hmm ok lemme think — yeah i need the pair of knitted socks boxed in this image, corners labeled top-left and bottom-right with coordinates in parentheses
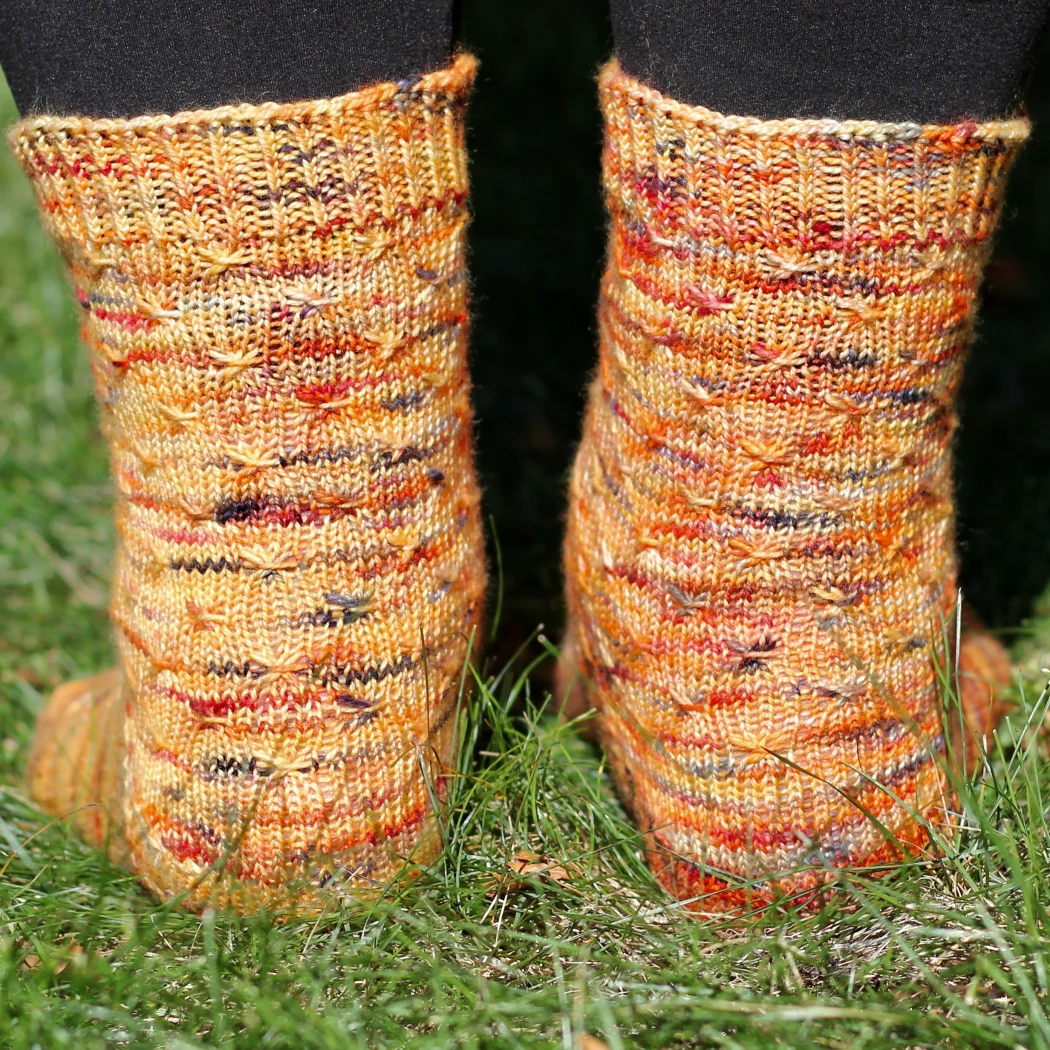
top-left (10, 54), bottom-right (1026, 913)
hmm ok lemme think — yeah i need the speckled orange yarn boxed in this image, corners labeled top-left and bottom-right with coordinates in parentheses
top-left (11, 55), bottom-right (486, 912)
top-left (562, 62), bottom-right (1027, 912)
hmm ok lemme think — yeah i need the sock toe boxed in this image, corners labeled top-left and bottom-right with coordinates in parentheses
top-left (26, 667), bottom-right (127, 862)
top-left (953, 607), bottom-right (1013, 774)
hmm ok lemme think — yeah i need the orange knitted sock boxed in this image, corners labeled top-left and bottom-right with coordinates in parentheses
top-left (12, 56), bottom-right (486, 912)
top-left (562, 62), bottom-right (1027, 912)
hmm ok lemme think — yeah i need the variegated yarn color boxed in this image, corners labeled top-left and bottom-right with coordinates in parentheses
top-left (11, 55), bottom-right (486, 912)
top-left (562, 61), bottom-right (1027, 911)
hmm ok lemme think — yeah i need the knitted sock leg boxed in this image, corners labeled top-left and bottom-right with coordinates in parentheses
top-left (563, 62), bottom-right (1027, 912)
top-left (11, 55), bottom-right (486, 912)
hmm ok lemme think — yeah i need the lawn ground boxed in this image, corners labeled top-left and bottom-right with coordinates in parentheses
top-left (3, 5), bottom-right (1050, 1048)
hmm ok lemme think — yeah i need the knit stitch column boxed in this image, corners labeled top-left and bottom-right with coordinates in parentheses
top-left (11, 55), bottom-right (486, 912)
top-left (562, 61), bottom-right (1027, 911)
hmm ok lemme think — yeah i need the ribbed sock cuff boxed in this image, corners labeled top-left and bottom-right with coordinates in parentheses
top-left (9, 54), bottom-right (477, 274)
top-left (599, 59), bottom-right (1028, 256)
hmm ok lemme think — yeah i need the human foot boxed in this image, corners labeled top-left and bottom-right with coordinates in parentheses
top-left (12, 56), bottom-right (486, 911)
top-left (563, 62), bottom-right (1026, 911)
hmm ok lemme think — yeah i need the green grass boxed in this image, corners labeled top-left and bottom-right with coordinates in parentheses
top-left (5, 6), bottom-right (1050, 1047)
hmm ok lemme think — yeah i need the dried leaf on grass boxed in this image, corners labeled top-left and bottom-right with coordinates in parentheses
top-left (20, 939), bottom-right (85, 975)
top-left (485, 847), bottom-right (579, 896)
top-left (577, 1036), bottom-right (611, 1050)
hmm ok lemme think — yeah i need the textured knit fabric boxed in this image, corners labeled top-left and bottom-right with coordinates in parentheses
top-left (562, 61), bottom-right (1027, 912)
top-left (11, 54), bottom-right (486, 912)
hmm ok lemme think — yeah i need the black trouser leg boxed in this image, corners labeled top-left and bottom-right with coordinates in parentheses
top-left (0, 0), bottom-right (457, 117)
top-left (6, 1), bottom-right (1047, 123)
top-left (610, 0), bottom-right (1050, 121)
